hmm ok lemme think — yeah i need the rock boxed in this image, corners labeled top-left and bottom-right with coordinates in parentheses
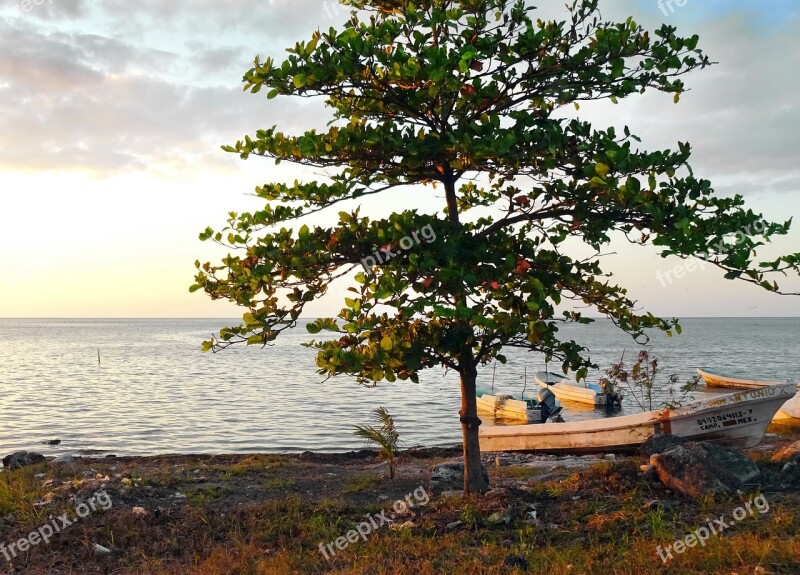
top-left (771, 440), bottom-right (800, 462)
top-left (2, 451), bottom-right (46, 469)
top-left (429, 460), bottom-right (489, 495)
top-left (440, 490), bottom-right (463, 498)
top-left (132, 507), bottom-right (147, 517)
top-left (41, 439), bottom-right (61, 445)
top-left (779, 452), bottom-right (800, 487)
top-left (486, 512), bottom-right (511, 525)
top-left (52, 454), bottom-right (77, 466)
top-left (446, 520), bottom-right (463, 530)
top-left (649, 442), bottom-right (760, 497)
top-left (639, 464), bottom-right (660, 482)
top-left (388, 520), bottom-right (415, 530)
top-left (640, 434), bottom-right (685, 457)
top-left (94, 544), bottom-right (111, 557)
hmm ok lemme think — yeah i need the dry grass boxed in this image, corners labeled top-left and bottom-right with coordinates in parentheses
top-left (1, 451), bottom-right (799, 574)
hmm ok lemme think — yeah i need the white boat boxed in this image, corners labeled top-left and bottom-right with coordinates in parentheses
top-left (479, 382), bottom-right (797, 453)
top-left (535, 371), bottom-right (621, 407)
top-left (773, 394), bottom-right (800, 423)
top-left (477, 393), bottom-right (545, 423)
top-left (696, 368), bottom-right (784, 390)
top-left (697, 368), bottom-right (800, 423)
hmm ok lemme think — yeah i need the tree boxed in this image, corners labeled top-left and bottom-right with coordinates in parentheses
top-left (193, 0), bottom-right (800, 494)
top-left (353, 406), bottom-right (401, 479)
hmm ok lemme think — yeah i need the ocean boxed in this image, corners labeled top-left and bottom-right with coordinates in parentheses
top-left (0, 318), bottom-right (797, 456)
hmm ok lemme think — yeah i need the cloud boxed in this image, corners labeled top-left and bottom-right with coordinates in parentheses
top-left (16, 0), bottom-right (89, 20)
top-left (0, 0), bottom-right (797, 200)
top-left (561, 7), bottom-right (800, 198)
top-left (0, 10), bottom-right (330, 174)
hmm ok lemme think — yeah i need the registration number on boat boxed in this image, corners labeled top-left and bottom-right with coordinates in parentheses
top-left (696, 409), bottom-right (754, 431)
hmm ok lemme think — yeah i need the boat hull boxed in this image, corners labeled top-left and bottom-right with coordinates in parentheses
top-left (697, 368), bottom-right (783, 390)
top-left (477, 394), bottom-right (543, 423)
top-left (479, 383), bottom-right (796, 453)
top-left (774, 394), bottom-right (800, 422)
top-left (697, 368), bottom-right (800, 423)
top-left (535, 372), bottom-right (608, 406)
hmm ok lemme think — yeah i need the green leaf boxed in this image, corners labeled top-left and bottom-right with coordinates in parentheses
top-left (380, 336), bottom-right (393, 351)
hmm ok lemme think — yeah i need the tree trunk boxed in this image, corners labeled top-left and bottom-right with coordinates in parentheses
top-left (443, 169), bottom-right (486, 494)
top-left (459, 364), bottom-right (488, 494)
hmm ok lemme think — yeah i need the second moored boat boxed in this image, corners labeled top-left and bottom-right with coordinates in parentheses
top-left (535, 371), bottom-right (623, 408)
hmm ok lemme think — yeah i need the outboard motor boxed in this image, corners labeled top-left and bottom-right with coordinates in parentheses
top-left (600, 377), bottom-right (623, 408)
top-left (537, 387), bottom-right (563, 423)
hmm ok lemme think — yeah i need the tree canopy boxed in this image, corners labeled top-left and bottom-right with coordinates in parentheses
top-left (193, 0), bottom-right (800, 493)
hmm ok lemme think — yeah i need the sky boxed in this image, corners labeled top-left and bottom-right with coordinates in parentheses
top-left (0, 0), bottom-right (798, 319)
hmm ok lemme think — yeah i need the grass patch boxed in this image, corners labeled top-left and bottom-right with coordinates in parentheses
top-left (342, 472), bottom-right (381, 493)
top-left (264, 478), bottom-right (296, 490)
top-left (0, 466), bottom-right (48, 524)
top-left (497, 465), bottom-right (553, 479)
top-left (186, 485), bottom-right (231, 505)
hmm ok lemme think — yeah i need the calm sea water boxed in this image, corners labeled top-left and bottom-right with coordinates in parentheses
top-left (0, 318), bottom-right (797, 456)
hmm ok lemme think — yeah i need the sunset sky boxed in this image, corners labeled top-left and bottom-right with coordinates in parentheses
top-left (0, 0), bottom-right (798, 318)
